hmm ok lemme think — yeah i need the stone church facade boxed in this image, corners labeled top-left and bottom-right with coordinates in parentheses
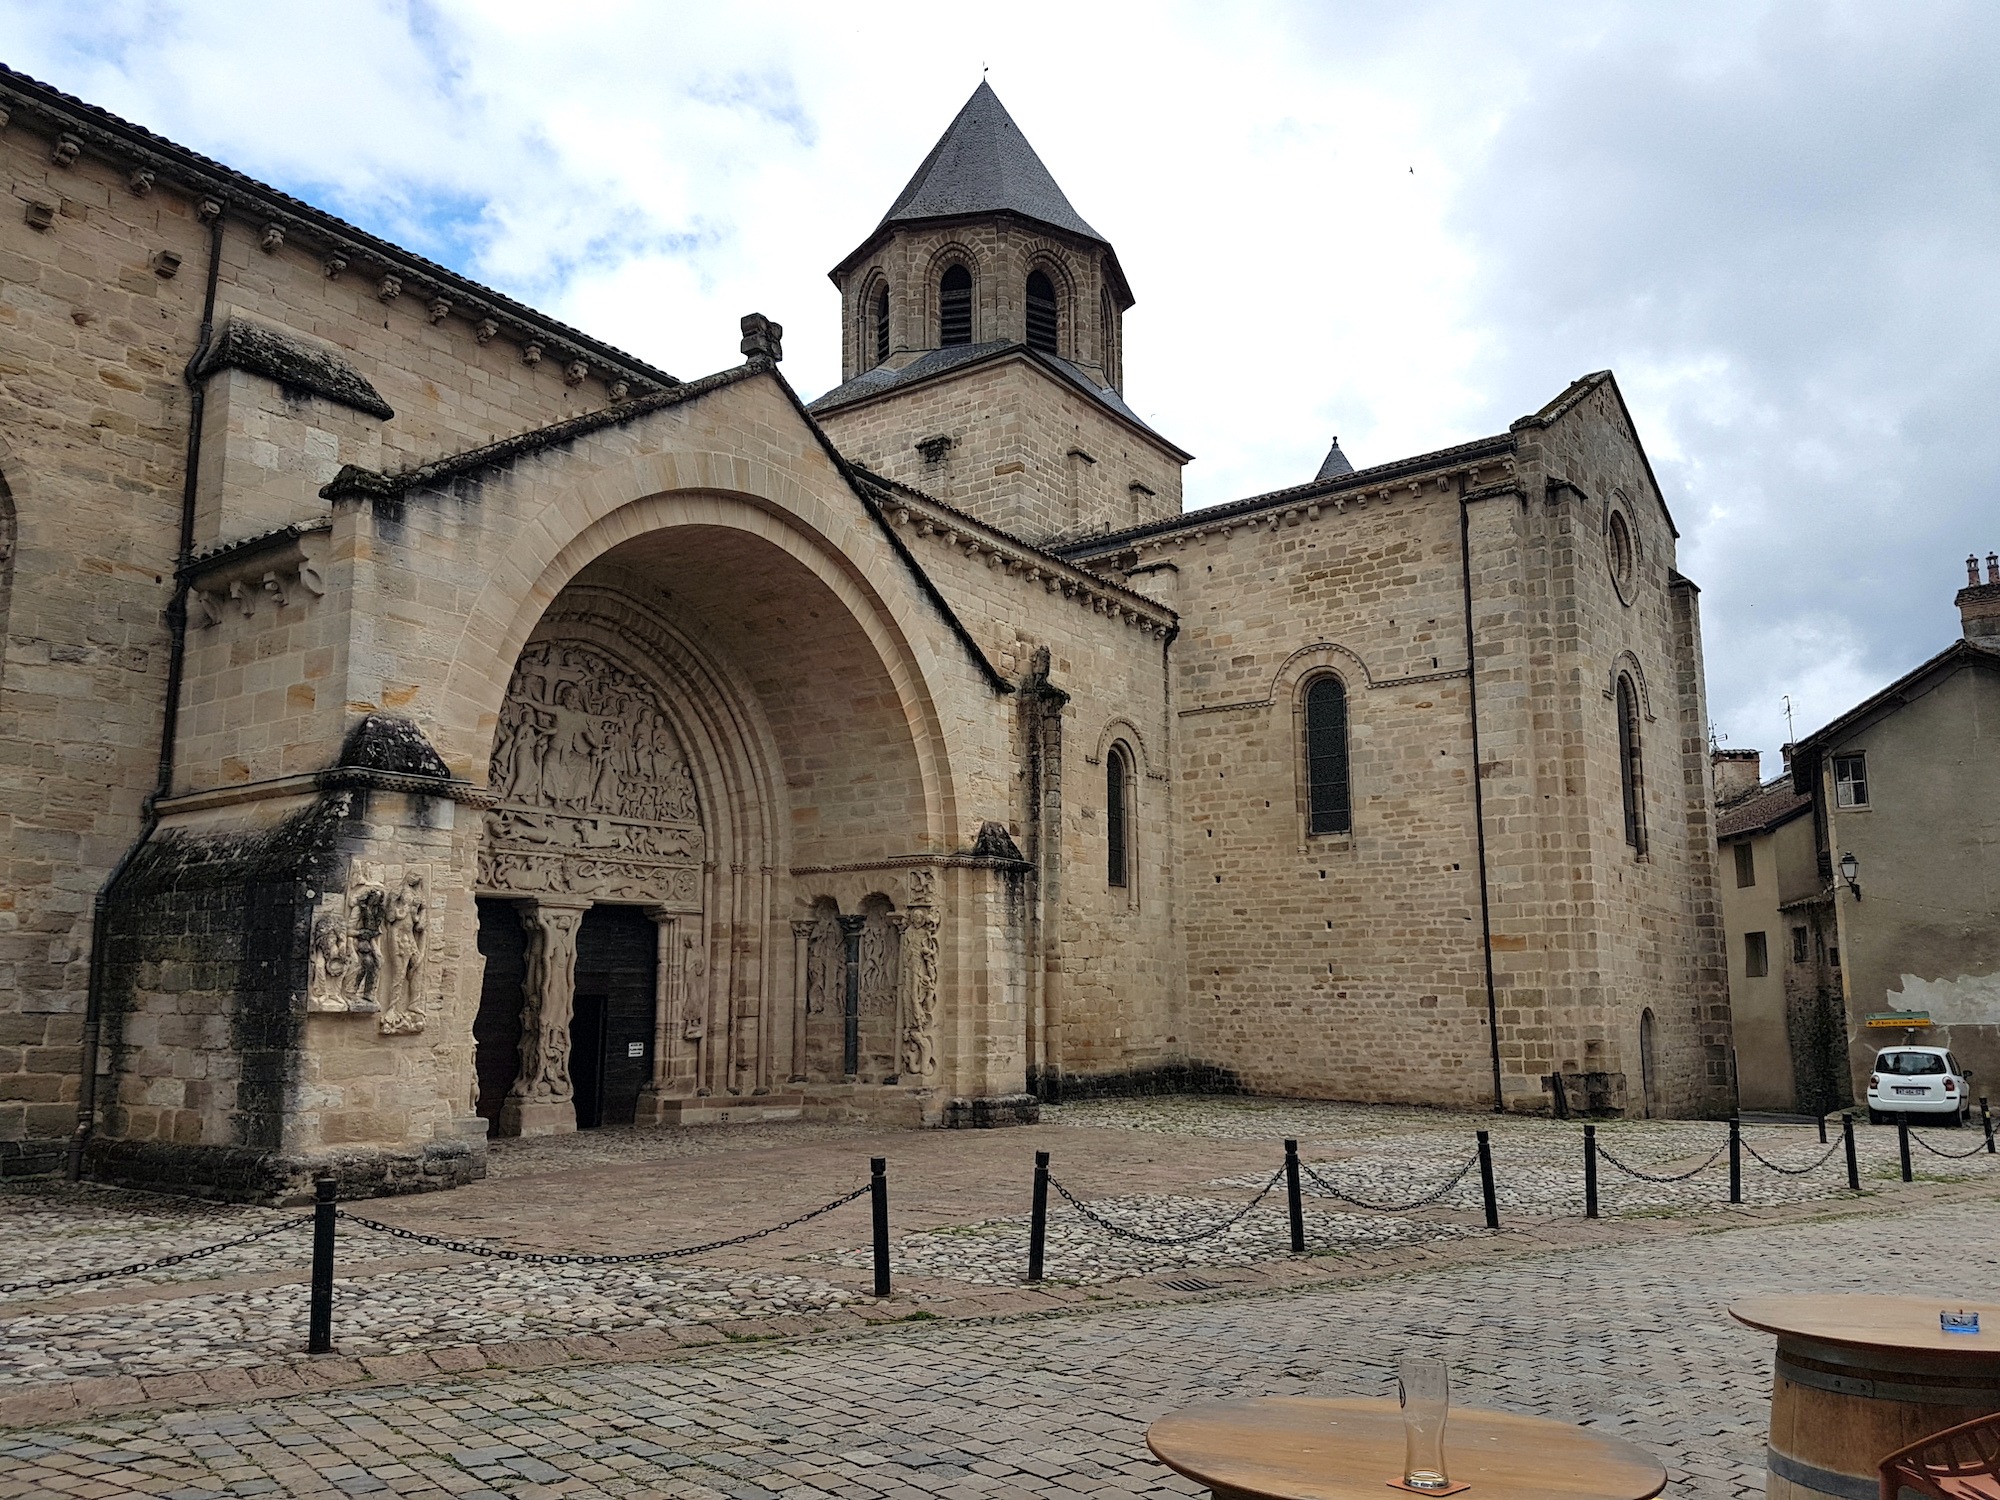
top-left (0, 69), bottom-right (1732, 1196)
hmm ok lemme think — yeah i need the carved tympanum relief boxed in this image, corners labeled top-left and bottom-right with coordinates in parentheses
top-left (307, 863), bottom-right (430, 1033)
top-left (478, 640), bottom-right (704, 907)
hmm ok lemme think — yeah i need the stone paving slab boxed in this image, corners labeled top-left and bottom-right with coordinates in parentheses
top-left (7, 1189), bottom-right (2000, 1498)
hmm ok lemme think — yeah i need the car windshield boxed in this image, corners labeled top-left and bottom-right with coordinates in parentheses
top-left (1878, 1051), bottom-right (1947, 1076)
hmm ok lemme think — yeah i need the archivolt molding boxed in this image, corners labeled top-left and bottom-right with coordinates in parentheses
top-left (1604, 650), bottom-right (1657, 722)
top-left (440, 454), bottom-right (961, 851)
top-left (1084, 717), bottom-right (1164, 779)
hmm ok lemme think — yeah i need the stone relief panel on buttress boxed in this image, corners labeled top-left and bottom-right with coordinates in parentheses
top-left (478, 639), bottom-right (706, 908)
top-left (307, 863), bottom-right (431, 1034)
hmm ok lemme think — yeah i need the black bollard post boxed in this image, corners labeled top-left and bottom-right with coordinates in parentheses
top-left (1817, 1113), bottom-right (1828, 1145)
top-left (1028, 1150), bottom-right (1051, 1284)
top-left (869, 1157), bottom-right (890, 1297)
top-left (308, 1175), bottom-right (336, 1354)
top-left (1983, 1097), bottom-right (1994, 1155)
top-left (1729, 1118), bottom-right (1742, 1205)
top-left (1476, 1130), bottom-right (1499, 1231)
top-left (1283, 1139), bottom-right (1306, 1254)
top-left (1843, 1113), bottom-right (1860, 1191)
top-left (1583, 1124), bottom-right (1598, 1220)
top-left (1898, 1116), bottom-right (1913, 1182)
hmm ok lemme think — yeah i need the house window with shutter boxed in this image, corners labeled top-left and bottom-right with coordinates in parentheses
top-left (1734, 841), bottom-right (1755, 887)
top-left (939, 264), bottom-right (972, 346)
top-left (1026, 270), bottom-right (1058, 354)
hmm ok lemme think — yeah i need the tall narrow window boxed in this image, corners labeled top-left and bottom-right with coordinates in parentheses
top-left (873, 284), bottom-right (890, 366)
top-left (939, 264), bottom-right (972, 346)
top-left (1304, 676), bottom-right (1351, 835)
top-left (1106, 744), bottom-right (1132, 888)
top-left (1745, 931), bottom-right (1769, 978)
top-left (1025, 269), bottom-right (1058, 354)
top-left (1617, 675), bottom-right (1646, 853)
top-left (1733, 841), bottom-right (1756, 888)
top-left (1100, 288), bottom-right (1116, 383)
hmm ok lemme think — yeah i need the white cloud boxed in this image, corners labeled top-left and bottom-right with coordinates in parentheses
top-left (4, 0), bottom-right (1996, 772)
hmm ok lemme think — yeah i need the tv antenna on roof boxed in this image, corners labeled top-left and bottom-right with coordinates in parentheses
top-left (1782, 694), bottom-right (1796, 744)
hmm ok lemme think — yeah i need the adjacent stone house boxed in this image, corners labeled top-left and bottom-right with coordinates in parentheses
top-left (0, 71), bottom-right (1733, 1196)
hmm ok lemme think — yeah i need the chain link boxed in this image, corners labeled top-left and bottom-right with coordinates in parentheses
top-left (1593, 1139), bottom-right (1725, 1184)
top-left (0, 1214), bottom-right (312, 1296)
top-left (1908, 1128), bottom-right (1995, 1161)
top-left (1298, 1153), bottom-right (1479, 1213)
top-left (335, 1183), bottom-right (869, 1265)
top-left (1737, 1136), bottom-right (1844, 1176)
top-left (1046, 1167), bottom-right (1286, 1247)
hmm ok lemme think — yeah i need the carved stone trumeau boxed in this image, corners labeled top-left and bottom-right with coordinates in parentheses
top-left (479, 639), bottom-right (704, 907)
top-left (306, 862), bottom-right (430, 1033)
top-left (510, 903), bottom-right (586, 1105)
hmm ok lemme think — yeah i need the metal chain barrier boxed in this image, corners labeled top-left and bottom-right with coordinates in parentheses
top-left (0, 1214), bottom-right (312, 1296)
top-left (1909, 1128), bottom-right (1994, 1161)
top-left (1298, 1153), bottom-right (1479, 1213)
top-left (1046, 1166), bottom-right (1286, 1247)
top-left (1738, 1135), bottom-right (1844, 1176)
top-left (1593, 1139), bottom-right (1726, 1184)
top-left (336, 1183), bottom-right (870, 1266)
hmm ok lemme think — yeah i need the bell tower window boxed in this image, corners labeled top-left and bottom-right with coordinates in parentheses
top-left (1025, 270), bottom-right (1059, 354)
top-left (873, 284), bottom-right (890, 366)
top-left (939, 264), bottom-right (973, 347)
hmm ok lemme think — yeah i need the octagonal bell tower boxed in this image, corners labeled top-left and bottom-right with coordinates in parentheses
top-left (812, 83), bottom-right (1187, 545)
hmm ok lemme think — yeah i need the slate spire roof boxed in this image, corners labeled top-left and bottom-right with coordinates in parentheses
top-left (877, 82), bottom-right (1105, 244)
top-left (1314, 437), bottom-right (1355, 482)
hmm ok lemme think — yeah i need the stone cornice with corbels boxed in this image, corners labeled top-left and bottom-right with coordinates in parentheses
top-left (1057, 438), bottom-right (1521, 567)
top-left (863, 480), bottom-right (1177, 640)
top-left (0, 64), bottom-right (674, 404)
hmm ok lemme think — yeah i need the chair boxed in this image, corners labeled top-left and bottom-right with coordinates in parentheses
top-left (1880, 1410), bottom-right (2000, 1499)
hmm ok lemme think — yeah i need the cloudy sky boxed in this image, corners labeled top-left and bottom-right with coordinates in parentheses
top-left (7, 1), bottom-right (1996, 768)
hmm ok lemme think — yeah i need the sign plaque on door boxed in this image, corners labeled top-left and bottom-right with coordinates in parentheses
top-left (627, 1042), bottom-right (645, 1058)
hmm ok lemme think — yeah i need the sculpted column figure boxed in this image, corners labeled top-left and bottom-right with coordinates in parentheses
top-left (898, 871), bottom-right (942, 1084)
top-left (499, 900), bottom-right (590, 1136)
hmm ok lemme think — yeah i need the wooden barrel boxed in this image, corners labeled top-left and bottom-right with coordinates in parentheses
top-left (1766, 1333), bottom-right (2000, 1500)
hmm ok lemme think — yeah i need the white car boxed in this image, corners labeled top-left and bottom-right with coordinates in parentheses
top-left (1867, 1046), bottom-right (1973, 1125)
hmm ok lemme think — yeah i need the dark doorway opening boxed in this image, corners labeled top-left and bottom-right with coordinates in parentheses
top-left (571, 905), bottom-right (657, 1129)
top-left (474, 898), bottom-right (526, 1134)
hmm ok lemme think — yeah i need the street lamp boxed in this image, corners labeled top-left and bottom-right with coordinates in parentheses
top-left (1838, 851), bottom-right (1861, 900)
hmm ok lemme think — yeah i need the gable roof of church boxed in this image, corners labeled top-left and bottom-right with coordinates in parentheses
top-left (879, 82), bottom-right (1105, 244)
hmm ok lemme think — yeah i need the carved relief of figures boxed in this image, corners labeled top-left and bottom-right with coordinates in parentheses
top-left (510, 904), bottom-right (584, 1103)
top-left (483, 639), bottom-right (706, 909)
top-left (377, 872), bottom-right (428, 1035)
top-left (306, 863), bottom-right (431, 1032)
top-left (490, 641), bottom-right (703, 824)
top-left (806, 905), bottom-right (842, 1016)
top-left (899, 875), bottom-right (942, 1081)
top-left (858, 909), bottom-right (898, 1017)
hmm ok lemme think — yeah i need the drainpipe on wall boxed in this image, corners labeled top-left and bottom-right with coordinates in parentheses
top-left (67, 210), bottom-right (226, 1181)
top-left (1459, 484), bottom-right (1506, 1114)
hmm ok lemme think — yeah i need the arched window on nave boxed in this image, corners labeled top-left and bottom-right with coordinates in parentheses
top-left (1304, 676), bottom-right (1351, 835)
top-left (1106, 742), bottom-right (1133, 889)
top-left (1617, 674), bottom-right (1647, 853)
top-left (873, 283), bottom-right (891, 366)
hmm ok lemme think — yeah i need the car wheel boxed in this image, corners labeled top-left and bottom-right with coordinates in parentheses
top-left (1868, 1108), bottom-right (1883, 1126)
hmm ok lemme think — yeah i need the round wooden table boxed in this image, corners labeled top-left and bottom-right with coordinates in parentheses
top-left (1146, 1395), bottom-right (1667, 1500)
top-left (1731, 1295), bottom-right (2000, 1500)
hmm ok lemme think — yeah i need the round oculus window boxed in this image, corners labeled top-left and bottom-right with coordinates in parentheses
top-left (1606, 508), bottom-right (1636, 604)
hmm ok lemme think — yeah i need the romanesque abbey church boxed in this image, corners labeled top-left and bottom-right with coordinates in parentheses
top-left (0, 69), bottom-right (1733, 1196)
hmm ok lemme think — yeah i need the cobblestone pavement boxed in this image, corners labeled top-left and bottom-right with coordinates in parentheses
top-left (6, 1190), bottom-right (2000, 1499)
top-left (4, 1100), bottom-right (1993, 1391)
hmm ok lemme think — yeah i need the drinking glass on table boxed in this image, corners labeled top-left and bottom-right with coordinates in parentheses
top-left (1397, 1355), bottom-right (1451, 1490)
